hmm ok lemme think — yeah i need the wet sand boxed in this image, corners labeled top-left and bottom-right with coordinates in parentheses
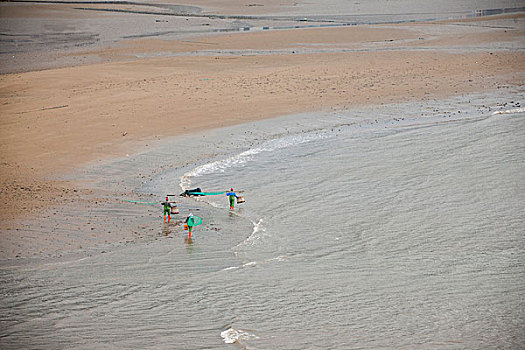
top-left (0, 3), bottom-right (524, 261)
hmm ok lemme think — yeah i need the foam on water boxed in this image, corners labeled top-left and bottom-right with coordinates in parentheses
top-left (221, 327), bottom-right (259, 344)
top-left (222, 254), bottom-right (292, 271)
top-left (179, 92), bottom-right (523, 192)
top-left (245, 218), bottom-right (267, 247)
top-left (180, 132), bottom-right (330, 191)
top-left (493, 107), bottom-right (525, 115)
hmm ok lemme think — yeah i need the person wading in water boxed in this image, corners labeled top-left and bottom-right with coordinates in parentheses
top-left (226, 188), bottom-right (238, 210)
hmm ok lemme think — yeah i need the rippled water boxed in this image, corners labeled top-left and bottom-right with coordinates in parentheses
top-left (1, 90), bottom-right (524, 349)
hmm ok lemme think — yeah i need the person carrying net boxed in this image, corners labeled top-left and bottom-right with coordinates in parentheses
top-left (162, 196), bottom-right (172, 223)
top-left (226, 188), bottom-right (238, 210)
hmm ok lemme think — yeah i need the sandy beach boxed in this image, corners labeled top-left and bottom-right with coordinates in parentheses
top-left (1, 2), bottom-right (524, 348)
top-left (1, 2), bottom-right (524, 258)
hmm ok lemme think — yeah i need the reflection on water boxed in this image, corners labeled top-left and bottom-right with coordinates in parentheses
top-left (161, 224), bottom-right (171, 237)
top-left (184, 236), bottom-right (194, 250)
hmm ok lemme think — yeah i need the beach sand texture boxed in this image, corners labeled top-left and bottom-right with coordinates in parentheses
top-left (0, 1), bottom-right (524, 256)
top-left (0, 2), bottom-right (524, 348)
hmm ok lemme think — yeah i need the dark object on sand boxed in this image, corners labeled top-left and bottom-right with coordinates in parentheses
top-left (180, 188), bottom-right (203, 197)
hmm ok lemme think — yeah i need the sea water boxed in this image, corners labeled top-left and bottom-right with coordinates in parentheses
top-left (1, 90), bottom-right (524, 349)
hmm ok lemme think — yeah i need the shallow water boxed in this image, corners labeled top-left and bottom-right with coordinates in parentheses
top-left (1, 89), bottom-right (524, 349)
top-left (177, 93), bottom-right (525, 348)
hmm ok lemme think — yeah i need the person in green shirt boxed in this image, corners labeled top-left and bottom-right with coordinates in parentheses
top-left (226, 188), bottom-right (238, 210)
top-left (162, 196), bottom-right (172, 223)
